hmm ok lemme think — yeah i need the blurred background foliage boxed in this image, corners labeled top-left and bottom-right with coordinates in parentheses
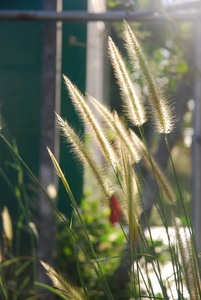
top-left (0, 0), bottom-right (195, 298)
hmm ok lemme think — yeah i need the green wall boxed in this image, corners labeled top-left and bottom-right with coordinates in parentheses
top-left (0, 0), bottom-right (87, 233)
top-left (59, 0), bottom-right (87, 216)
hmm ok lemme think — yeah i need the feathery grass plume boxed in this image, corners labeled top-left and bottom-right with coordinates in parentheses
top-left (175, 224), bottom-right (201, 300)
top-left (2, 206), bottom-right (13, 243)
top-left (41, 261), bottom-right (85, 300)
top-left (123, 21), bottom-right (175, 134)
top-left (118, 145), bottom-right (141, 251)
top-left (129, 129), bottom-right (175, 204)
top-left (108, 36), bottom-right (146, 127)
top-left (54, 113), bottom-right (112, 201)
top-left (88, 94), bottom-right (141, 163)
top-left (63, 75), bottom-right (116, 167)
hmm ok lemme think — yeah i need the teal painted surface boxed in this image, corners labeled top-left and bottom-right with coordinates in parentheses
top-left (0, 0), bottom-right (87, 227)
top-left (0, 1), bottom-right (43, 255)
top-left (59, 0), bottom-right (87, 217)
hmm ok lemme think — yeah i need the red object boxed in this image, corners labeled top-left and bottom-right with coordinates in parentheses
top-left (109, 194), bottom-right (122, 225)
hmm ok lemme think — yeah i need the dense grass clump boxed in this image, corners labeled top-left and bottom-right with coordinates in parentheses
top-left (0, 22), bottom-right (200, 300)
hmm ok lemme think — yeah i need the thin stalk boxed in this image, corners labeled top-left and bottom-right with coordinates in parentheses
top-left (18, 169), bottom-right (38, 283)
top-left (129, 238), bottom-right (140, 299)
top-left (136, 179), bottom-right (157, 251)
top-left (175, 243), bottom-right (185, 299)
top-left (144, 259), bottom-right (156, 298)
top-left (109, 190), bottom-right (129, 243)
top-left (107, 162), bottom-right (129, 243)
top-left (73, 242), bottom-right (89, 300)
top-left (134, 184), bottom-right (154, 298)
top-left (164, 135), bottom-right (201, 297)
top-left (165, 135), bottom-right (190, 228)
top-left (35, 282), bottom-right (71, 300)
top-left (131, 253), bottom-right (137, 300)
top-left (137, 202), bottom-right (170, 298)
top-left (137, 190), bottom-right (168, 299)
top-left (48, 148), bottom-right (113, 299)
top-left (138, 126), bottom-right (180, 298)
top-left (0, 274), bottom-right (8, 300)
top-left (0, 166), bottom-right (37, 286)
top-left (16, 214), bottom-right (24, 257)
top-left (138, 126), bottom-right (169, 226)
top-left (135, 253), bottom-right (141, 299)
top-left (137, 223), bottom-right (168, 299)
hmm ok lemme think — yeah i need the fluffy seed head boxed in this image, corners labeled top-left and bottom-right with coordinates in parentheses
top-left (123, 21), bottom-right (175, 134)
top-left (108, 36), bottom-right (146, 127)
top-left (88, 94), bottom-right (141, 164)
top-left (63, 75), bottom-right (116, 167)
top-left (2, 206), bottom-right (13, 243)
top-left (118, 146), bottom-right (141, 251)
top-left (41, 260), bottom-right (84, 300)
top-left (54, 113), bottom-right (112, 201)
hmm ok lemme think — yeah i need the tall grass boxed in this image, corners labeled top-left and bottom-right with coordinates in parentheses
top-left (1, 22), bottom-right (200, 299)
top-left (0, 130), bottom-right (38, 299)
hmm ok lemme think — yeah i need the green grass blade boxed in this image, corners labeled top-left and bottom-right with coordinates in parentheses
top-left (73, 242), bottom-right (89, 300)
top-left (0, 276), bottom-right (8, 300)
top-left (35, 282), bottom-right (69, 300)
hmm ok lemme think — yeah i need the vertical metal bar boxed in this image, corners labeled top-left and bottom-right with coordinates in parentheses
top-left (54, 0), bottom-right (62, 171)
top-left (38, 0), bottom-right (62, 287)
top-left (86, 0), bottom-right (106, 102)
top-left (85, 0), bottom-right (106, 163)
top-left (192, 18), bottom-right (201, 252)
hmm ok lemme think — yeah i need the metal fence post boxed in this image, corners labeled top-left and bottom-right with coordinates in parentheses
top-left (38, 0), bottom-right (62, 288)
top-left (192, 18), bottom-right (201, 252)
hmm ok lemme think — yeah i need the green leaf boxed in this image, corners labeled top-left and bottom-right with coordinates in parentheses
top-left (107, 0), bottom-right (121, 8)
top-left (15, 259), bottom-right (32, 276)
top-left (177, 61), bottom-right (189, 73)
